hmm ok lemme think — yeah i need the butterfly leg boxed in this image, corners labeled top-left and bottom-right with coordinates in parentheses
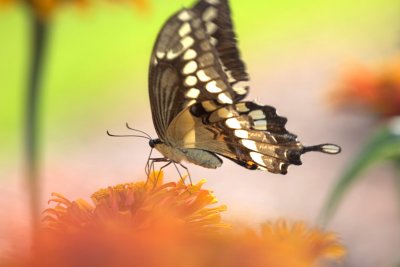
top-left (154, 160), bottom-right (173, 187)
top-left (145, 148), bottom-right (154, 177)
top-left (178, 163), bottom-right (193, 186)
top-left (146, 158), bottom-right (192, 188)
top-left (146, 157), bottom-right (171, 186)
top-left (153, 159), bottom-right (172, 187)
top-left (172, 163), bottom-right (186, 186)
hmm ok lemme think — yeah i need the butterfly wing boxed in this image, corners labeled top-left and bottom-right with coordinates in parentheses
top-left (149, 0), bottom-right (249, 141)
top-left (192, 0), bottom-right (249, 98)
top-left (149, 0), bottom-right (340, 174)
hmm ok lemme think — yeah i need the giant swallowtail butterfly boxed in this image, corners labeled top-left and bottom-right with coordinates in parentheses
top-left (147, 0), bottom-right (340, 174)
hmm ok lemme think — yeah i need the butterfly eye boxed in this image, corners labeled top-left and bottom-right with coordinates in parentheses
top-left (149, 139), bottom-right (162, 148)
top-left (149, 140), bottom-right (155, 148)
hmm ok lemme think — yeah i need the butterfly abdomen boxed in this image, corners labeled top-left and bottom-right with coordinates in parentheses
top-left (182, 148), bottom-right (223, 168)
top-left (154, 143), bottom-right (187, 163)
top-left (155, 142), bottom-right (222, 168)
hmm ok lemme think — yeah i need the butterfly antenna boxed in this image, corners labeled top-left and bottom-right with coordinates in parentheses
top-left (106, 130), bottom-right (150, 140)
top-left (303, 143), bottom-right (341, 154)
top-left (125, 123), bottom-right (152, 139)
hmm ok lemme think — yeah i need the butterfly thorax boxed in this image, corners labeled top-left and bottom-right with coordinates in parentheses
top-left (151, 140), bottom-right (186, 163)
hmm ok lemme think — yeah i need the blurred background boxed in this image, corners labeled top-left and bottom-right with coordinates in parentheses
top-left (1, 0), bottom-right (400, 266)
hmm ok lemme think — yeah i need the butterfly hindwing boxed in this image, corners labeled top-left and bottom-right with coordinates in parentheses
top-left (179, 101), bottom-right (303, 174)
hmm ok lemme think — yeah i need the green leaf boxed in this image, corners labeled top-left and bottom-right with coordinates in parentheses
top-left (319, 117), bottom-right (400, 226)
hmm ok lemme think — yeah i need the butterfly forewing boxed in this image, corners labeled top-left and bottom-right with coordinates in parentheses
top-left (192, 0), bottom-right (250, 98)
top-left (149, 1), bottom-right (248, 140)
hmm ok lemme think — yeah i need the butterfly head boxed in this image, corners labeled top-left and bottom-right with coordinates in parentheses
top-left (149, 138), bottom-right (162, 148)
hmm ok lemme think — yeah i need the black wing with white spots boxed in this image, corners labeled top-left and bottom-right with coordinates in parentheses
top-left (192, 0), bottom-right (249, 99)
top-left (149, 0), bottom-right (248, 140)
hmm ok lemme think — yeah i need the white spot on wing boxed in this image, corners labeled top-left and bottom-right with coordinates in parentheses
top-left (210, 37), bottom-right (218, 46)
top-left (250, 152), bottom-right (264, 166)
top-left (185, 76), bottom-right (198, 86)
top-left (253, 120), bottom-right (267, 130)
top-left (234, 130), bottom-right (249, 139)
top-left (206, 0), bottom-right (220, 4)
top-left (181, 36), bottom-right (194, 49)
top-left (206, 22), bottom-right (217, 35)
top-left (166, 36), bottom-right (194, 59)
top-left (167, 50), bottom-right (182, 60)
top-left (279, 162), bottom-right (286, 170)
top-left (178, 10), bottom-right (192, 21)
top-left (218, 92), bottom-right (233, 104)
top-left (236, 103), bottom-right (249, 112)
top-left (197, 70), bottom-right (211, 82)
top-left (241, 140), bottom-right (258, 151)
top-left (225, 118), bottom-right (241, 129)
top-left (183, 49), bottom-right (197, 60)
top-left (217, 108), bottom-right (234, 119)
top-left (156, 51), bottom-right (165, 59)
top-left (206, 80), bottom-right (222, 93)
top-left (249, 110), bottom-right (265, 120)
top-left (226, 70), bottom-right (236, 83)
top-left (202, 101), bottom-right (218, 112)
top-left (233, 81), bottom-right (249, 95)
top-left (202, 6), bottom-right (218, 21)
top-left (233, 86), bottom-right (248, 95)
top-left (182, 60), bottom-right (198, 75)
top-left (179, 22), bottom-right (191, 37)
top-left (185, 99), bottom-right (196, 107)
top-left (185, 88), bottom-right (200, 98)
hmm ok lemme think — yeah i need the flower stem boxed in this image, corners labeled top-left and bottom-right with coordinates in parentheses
top-left (394, 158), bottom-right (400, 217)
top-left (25, 15), bottom-right (48, 230)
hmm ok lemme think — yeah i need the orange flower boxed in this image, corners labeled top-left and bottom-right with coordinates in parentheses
top-left (0, 0), bottom-right (150, 18)
top-left (30, 171), bottom-right (227, 267)
top-left (259, 220), bottom-right (345, 267)
top-left (109, 0), bottom-right (151, 13)
top-left (330, 56), bottom-right (400, 117)
top-left (1, 172), bottom-right (345, 267)
top-left (215, 220), bottom-right (345, 267)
